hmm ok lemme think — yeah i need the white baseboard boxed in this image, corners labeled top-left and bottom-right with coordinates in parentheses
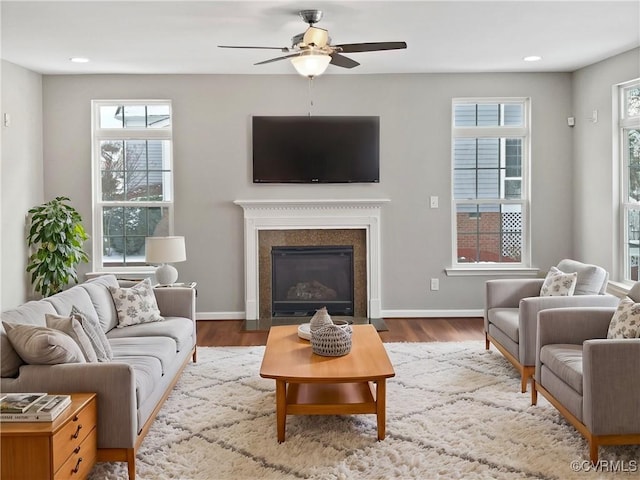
top-left (196, 309), bottom-right (483, 320)
top-left (196, 312), bottom-right (245, 320)
top-left (380, 309), bottom-right (483, 318)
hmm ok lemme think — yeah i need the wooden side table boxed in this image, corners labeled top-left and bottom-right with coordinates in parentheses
top-left (1, 392), bottom-right (97, 479)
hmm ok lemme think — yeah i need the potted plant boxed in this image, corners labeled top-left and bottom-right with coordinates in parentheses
top-left (26, 196), bottom-right (90, 297)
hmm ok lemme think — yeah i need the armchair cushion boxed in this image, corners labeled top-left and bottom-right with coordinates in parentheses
top-left (556, 259), bottom-right (608, 295)
top-left (540, 267), bottom-right (577, 296)
top-left (607, 296), bottom-right (640, 339)
top-left (539, 344), bottom-right (583, 394)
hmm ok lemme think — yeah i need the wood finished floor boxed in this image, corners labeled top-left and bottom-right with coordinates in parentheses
top-left (197, 317), bottom-right (485, 346)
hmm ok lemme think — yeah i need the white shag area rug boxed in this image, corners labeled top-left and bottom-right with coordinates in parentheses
top-left (88, 342), bottom-right (638, 480)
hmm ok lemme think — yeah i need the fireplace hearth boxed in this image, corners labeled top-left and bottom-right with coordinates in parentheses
top-left (271, 246), bottom-right (354, 317)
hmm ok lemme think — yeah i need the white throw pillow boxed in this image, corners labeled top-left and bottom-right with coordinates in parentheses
top-left (45, 314), bottom-right (98, 362)
top-left (540, 266), bottom-right (578, 296)
top-left (607, 296), bottom-right (640, 339)
top-left (108, 278), bottom-right (164, 328)
top-left (2, 321), bottom-right (86, 365)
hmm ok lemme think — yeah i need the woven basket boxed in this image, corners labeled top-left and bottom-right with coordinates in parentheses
top-left (309, 306), bottom-right (333, 333)
top-left (311, 324), bottom-right (352, 356)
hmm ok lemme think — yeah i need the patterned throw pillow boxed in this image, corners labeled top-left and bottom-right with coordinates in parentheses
top-left (108, 278), bottom-right (164, 328)
top-left (540, 266), bottom-right (578, 296)
top-left (71, 306), bottom-right (113, 362)
top-left (607, 296), bottom-right (640, 339)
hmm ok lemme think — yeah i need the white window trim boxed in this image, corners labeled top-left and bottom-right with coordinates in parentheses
top-left (617, 79), bottom-right (640, 284)
top-left (90, 99), bottom-right (174, 273)
top-left (449, 97), bottom-right (532, 272)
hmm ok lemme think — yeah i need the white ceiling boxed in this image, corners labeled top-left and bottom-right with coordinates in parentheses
top-left (2, 0), bottom-right (639, 76)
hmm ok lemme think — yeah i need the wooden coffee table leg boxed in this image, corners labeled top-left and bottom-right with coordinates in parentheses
top-left (376, 379), bottom-right (386, 440)
top-left (276, 379), bottom-right (287, 442)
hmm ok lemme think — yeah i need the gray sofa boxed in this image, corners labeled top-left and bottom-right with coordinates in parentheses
top-left (532, 303), bottom-right (640, 462)
top-left (485, 259), bottom-right (619, 392)
top-left (0, 274), bottom-right (197, 480)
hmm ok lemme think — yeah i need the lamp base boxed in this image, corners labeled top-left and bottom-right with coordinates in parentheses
top-left (155, 264), bottom-right (178, 285)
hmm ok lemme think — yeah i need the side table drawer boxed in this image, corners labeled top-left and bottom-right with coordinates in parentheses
top-left (54, 427), bottom-right (97, 480)
top-left (52, 398), bottom-right (97, 473)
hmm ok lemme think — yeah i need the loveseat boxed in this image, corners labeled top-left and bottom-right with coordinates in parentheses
top-left (0, 274), bottom-right (196, 480)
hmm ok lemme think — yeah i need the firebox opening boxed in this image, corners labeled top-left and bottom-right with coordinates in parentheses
top-left (271, 245), bottom-right (354, 317)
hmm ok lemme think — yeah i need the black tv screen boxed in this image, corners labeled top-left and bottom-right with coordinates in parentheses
top-left (252, 116), bottom-right (380, 183)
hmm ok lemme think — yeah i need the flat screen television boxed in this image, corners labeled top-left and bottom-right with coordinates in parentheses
top-left (252, 116), bottom-right (380, 183)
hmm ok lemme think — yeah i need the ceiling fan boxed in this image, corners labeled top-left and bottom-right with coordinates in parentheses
top-left (218, 9), bottom-right (407, 78)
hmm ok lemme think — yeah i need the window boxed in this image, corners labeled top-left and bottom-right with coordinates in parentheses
top-left (451, 99), bottom-right (530, 267)
top-left (619, 80), bottom-right (640, 282)
top-left (91, 101), bottom-right (173, 271)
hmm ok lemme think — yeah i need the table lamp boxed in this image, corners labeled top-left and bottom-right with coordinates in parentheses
top-left (145, 236), bottom-right (186, 285)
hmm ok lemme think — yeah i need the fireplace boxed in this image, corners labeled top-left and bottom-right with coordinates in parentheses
top-left (234, 199), bottom-right (389, 320)
top-left (271, 246), bottom-right (354, 316)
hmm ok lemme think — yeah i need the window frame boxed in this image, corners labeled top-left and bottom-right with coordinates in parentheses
top-left (91, 99), bottom-right (174, 273)
top-left (449, 97), bottom-right (531, 272)
top-left (618, 79), bottom-right (640, 283)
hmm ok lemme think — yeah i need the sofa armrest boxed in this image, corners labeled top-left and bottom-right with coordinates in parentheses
top-left (153, 287), bottom-right (196, 321)
top-left (1, 362), bottom-right (137, 448)
top-left (583, 338), bottom-right (640, 435)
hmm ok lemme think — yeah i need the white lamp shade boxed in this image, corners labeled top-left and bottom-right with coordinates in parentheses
top-left (145, 236), bottom-right (186, 264)
top-left (291, 53), bottom-right (331, 78)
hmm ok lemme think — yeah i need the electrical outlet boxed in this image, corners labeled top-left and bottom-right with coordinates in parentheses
top-left (430, 278), bottom-right (439, 291)
top-left (430, 196), bottom-right (439, 208)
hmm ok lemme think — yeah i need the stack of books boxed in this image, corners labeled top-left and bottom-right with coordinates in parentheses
top-left (0, 393), bottom-right (72, 422)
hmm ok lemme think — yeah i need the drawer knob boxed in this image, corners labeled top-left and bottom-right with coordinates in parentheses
top-left (72, 424), bottom-right (83, 439)
top-left (74, 446), bottom-right (81, 454)
top-left (72, 457), bottom-right (83, 474)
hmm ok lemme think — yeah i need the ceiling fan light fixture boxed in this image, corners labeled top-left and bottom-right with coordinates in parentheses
top-left (291, 52), bottom-right (331, 78)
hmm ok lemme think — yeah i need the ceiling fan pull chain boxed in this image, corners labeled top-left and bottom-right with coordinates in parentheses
top-left (308, 76), bottom-right (314, 117)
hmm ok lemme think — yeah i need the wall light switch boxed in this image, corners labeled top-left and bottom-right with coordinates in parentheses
top-left (430, 278), bottom-right (439, 291)
top-left (3, 113), bottom-right (10, 127)
top-left (430, 196), bottom-right (439, 208)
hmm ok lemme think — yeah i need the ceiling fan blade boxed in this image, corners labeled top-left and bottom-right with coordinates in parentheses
top-left (219, 45), bottom-right (290, 52)
top-left (254, 53), bottom-right (301, 66)
top-left (335, 42), bottom-right (407, 53)
top-left (303, 26), bottom-right (329, 47)
top-left (329, 53), bottom-right (360, 69)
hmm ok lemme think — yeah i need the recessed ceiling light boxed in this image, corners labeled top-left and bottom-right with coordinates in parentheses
top-left (523, 55), bottom-right (542, 62)
top-left (70, 57), bottom-right (90, 63)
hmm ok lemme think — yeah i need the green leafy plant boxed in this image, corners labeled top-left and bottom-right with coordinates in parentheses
top-left (26, 196), bottom-right (90, 297)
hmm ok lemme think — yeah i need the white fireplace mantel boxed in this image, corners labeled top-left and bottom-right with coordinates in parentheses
top-left (234, 199), bottom-right (390, 320)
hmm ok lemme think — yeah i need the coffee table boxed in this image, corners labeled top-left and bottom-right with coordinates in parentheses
top-left (260, 324), bottom-right (395, 442)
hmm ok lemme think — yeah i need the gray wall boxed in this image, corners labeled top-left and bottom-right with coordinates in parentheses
top-left (572, 48), bottom-right (640, 279)
top-left (1, 60), bottom-right (43, 310)
top-left (40, 71), bottom-right (575, 316)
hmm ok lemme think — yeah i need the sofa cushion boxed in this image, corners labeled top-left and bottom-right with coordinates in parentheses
top-left (540, 343), bottom-right (583, 394)
top-left (114, 354), bottom-right (163, 411)
top-left (106, 317), bottom-right (194, 352)
top-left (110, 336), bottom-right (177, 374)
top-left (3, 322), bottom-right (86, 366)
top-left (540, 267), bottom-right (577, 297)
top-left (556, 259), bottom-right (608, 295)
top-left (1, 301), bottom-right (57, 377)
top-left (607, 296), bottom-right (640, 339)
top-left (44, 287), bottom-right (101, 328)
top-left (81, 275), bottom-right (120, 333)
top-left (71, 306), bottom-right (113, 362)
top-left (108, 279), bottom-right (164, 328)
top-left (488, 308), bottom-right (519, 343)
top-left (45, 314), bottom-right (98, 362)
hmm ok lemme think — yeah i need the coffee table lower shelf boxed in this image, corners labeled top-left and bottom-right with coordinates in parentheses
top-left (276, 379), bottom-right (386, 442)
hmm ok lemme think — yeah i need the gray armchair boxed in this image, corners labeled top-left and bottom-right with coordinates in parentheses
top-left (485, 259), bottom-right (619, 392)
top-left (532, 301), bottom-right (640, 462)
